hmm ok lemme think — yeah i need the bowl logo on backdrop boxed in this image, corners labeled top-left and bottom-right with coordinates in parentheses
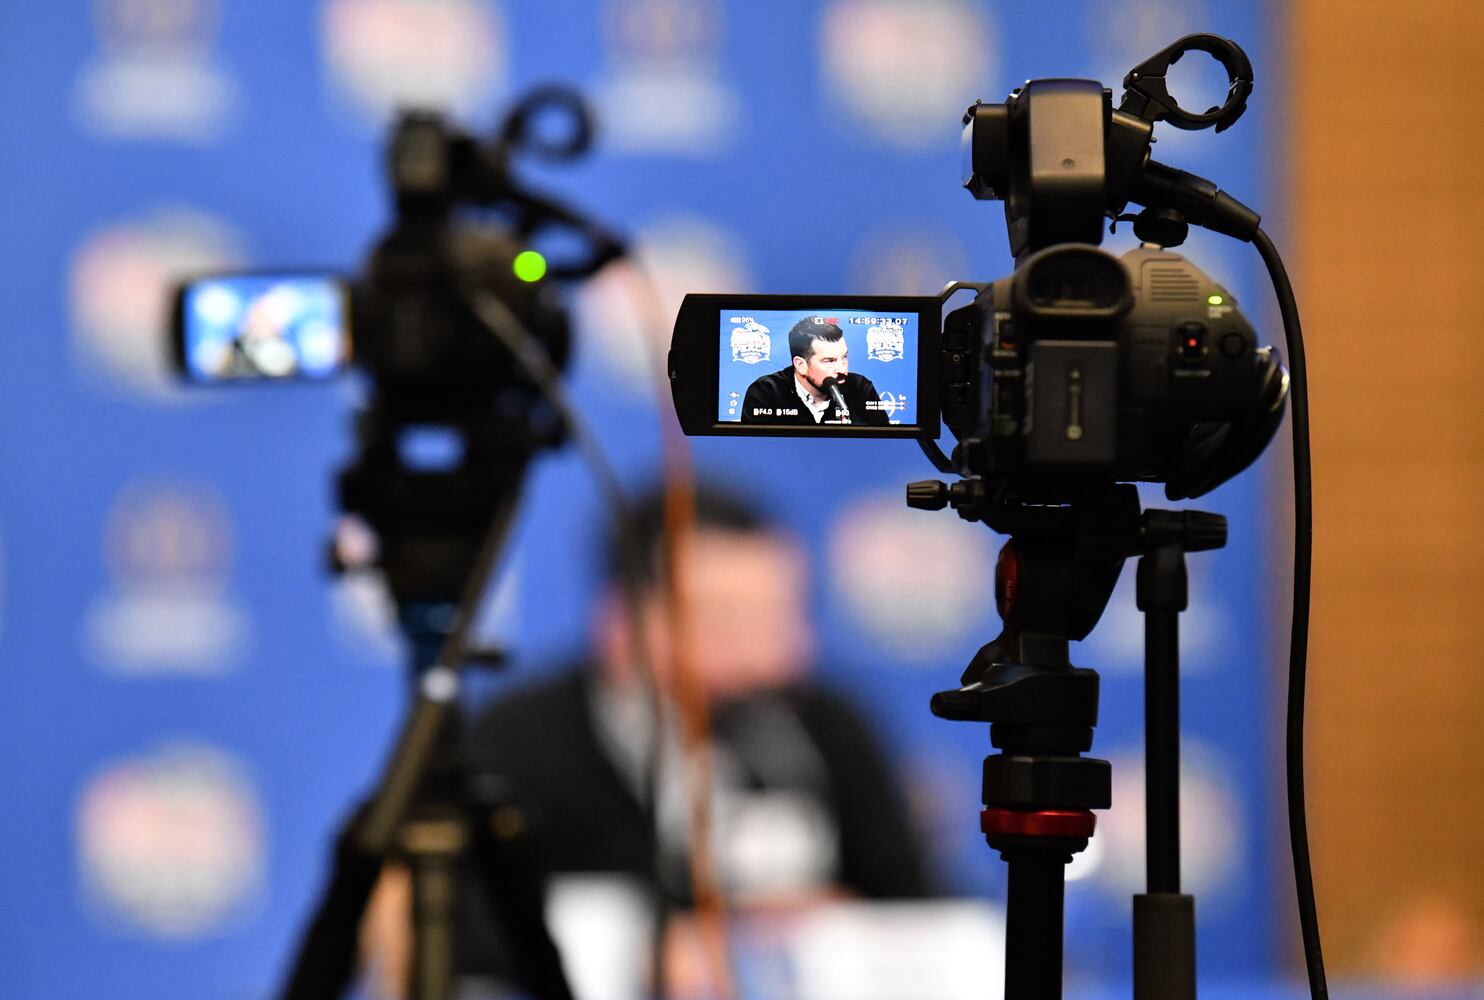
top-left (320, 0), bottom-right (507, 125)
top-left (729, 318), bottom-right (772, 365)
top-left (70, 207), bottom-right (248, 400)
top-left (866, 321), bottom-right (904, 362)
top-left (874, 391), bottom-right (903, 418)
top-left (828, 493), bottom-right (995, 661)
top-left (821, 0), bottom-right (993, 148)
top-left (596, 0), bottom-right (738, 153)
top-left (83, 479), bottom-right (251, 675)
top-left (579, 215), bottom-right (752, 396)
top-left (73, 0), bottom-right (239, 142)
top-left (76, 743), bottom-right (266, 937)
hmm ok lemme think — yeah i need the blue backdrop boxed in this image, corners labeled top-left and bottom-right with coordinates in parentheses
top-left (0, 1), bottom-right (1286, 997)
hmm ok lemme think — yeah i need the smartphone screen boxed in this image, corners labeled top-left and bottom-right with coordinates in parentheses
top-left (671, 294), bottom-right (939, 438)
top-left (175, 274), bottom-right (351, 382)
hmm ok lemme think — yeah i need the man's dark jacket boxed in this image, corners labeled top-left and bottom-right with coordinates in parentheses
top-left (740, 368), bottom-right (889, 425)
top-left (468, 669), bottom-right (929, 896)
top-left (456, 669), bottom-right (933, 976)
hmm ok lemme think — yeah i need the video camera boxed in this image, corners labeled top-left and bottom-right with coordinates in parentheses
top-left (668, 35), bottom-right (1286, 502)
top-left (170, 86), bottom-right (624, 604)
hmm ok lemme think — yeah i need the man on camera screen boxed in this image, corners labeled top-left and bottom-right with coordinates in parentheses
top-left (740, 316), bottom-right (890, 426)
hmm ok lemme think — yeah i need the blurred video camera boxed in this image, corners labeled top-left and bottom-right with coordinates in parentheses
top-left (170, 86), bottom-right (623, 602)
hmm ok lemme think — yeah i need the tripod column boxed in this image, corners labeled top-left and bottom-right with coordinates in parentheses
top-left (984, 808), bottom-right (1098, 1000)
top-left (921, 489), bottom-right (1136, 1000)
top-left (1006, 856), bottom-right (1066, 996)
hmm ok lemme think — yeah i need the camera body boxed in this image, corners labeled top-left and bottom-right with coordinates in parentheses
top-left (351, 214), bottom-right (570, 424)
top-left (351, 112), bottom-right (573, 423)
top-left (945, 244), bottom-right (1266, 485)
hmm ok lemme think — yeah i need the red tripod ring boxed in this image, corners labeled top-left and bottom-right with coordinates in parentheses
top-left (981, 807), bottom-right (1097, 839)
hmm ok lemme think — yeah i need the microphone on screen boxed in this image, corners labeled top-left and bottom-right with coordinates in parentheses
top-left (823, 376), bottom-right (850, 423)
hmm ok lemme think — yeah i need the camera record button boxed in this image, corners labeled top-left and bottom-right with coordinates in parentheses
top-left (1177, 321), bottom-right (1207, 363)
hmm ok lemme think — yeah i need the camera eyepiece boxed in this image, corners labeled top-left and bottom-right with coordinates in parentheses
top-left (1014, 246), bottom-right (1133, 321)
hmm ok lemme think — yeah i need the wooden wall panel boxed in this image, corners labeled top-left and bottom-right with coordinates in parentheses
top-left (1292, 0), bottom-right (1484, 979)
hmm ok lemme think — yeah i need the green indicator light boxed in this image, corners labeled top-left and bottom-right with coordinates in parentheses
top-left (1207, 293), bottom-right (1224, 306)
top-left (513, 250), bottom-right (547, 283)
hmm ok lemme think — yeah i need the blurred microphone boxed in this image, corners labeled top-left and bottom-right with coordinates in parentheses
top-left (823, 376), bottom-right (850, 422)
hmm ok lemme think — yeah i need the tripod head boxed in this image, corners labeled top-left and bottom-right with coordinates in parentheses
top-left (920, 481), bottom-right (1223, 730)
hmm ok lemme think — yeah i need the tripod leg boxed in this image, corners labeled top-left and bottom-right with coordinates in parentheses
top-left (403, 811), bottom-right (464, 1000)
top-left (466, 801), bottom-right (577, 1000)
top-left (1133, 893), bottom-right (1196, 999)
top-left (1135, 541), bottom-right (1197, 1000)
top-left (1141, 549), bottom-right (1183, 894)
top-left (280, 807), bottom-right (385, 1000)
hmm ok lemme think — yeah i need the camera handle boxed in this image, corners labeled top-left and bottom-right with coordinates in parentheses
top-left (1118, 34), bottom-right (1252, 134)
top-left (911, 481), bottom-right (1225, 999)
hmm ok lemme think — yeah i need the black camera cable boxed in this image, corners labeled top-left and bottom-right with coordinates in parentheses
top-left (1252, 227), bottom-right (1328, 999)
top-left (1133, 153), bottom-right (1328, 996)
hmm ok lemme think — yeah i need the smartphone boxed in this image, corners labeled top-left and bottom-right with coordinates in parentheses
top-left (668, 294), bottom-right (941, 437)
top-left (172, 273), bottom-right (352, 382)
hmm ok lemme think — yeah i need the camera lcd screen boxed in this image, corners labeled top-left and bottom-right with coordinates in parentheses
top-left (177, 274), bottom-right (350, 382)
top-left (717, 308), bottom-right (921, 427)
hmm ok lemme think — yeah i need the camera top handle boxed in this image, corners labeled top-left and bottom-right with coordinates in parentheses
top-left (962, 35), bottom-right (1261, 258)
top-left (1119, 33), bottom-right (1253, 134)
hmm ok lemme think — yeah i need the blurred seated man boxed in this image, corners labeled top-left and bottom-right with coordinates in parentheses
top-left (362, 484), bottom-right (932, 998)
top-left (469, 483), bottom-right (930, 904)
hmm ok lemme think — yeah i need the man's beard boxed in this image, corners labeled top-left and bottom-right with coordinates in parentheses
top-left (797, 369), bottom-right (830, 400)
